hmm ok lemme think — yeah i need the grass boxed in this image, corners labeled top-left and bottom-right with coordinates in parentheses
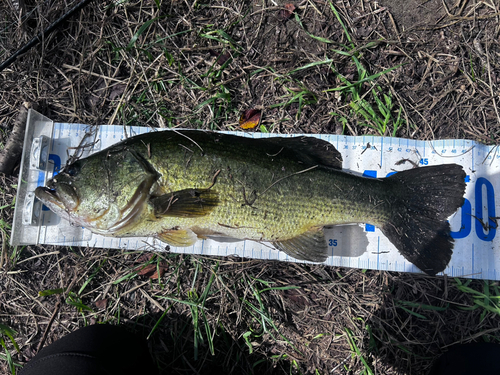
top-left (193, 85), bottom-right (233, 129)
top-left (454, 279), bottom-right (500, 321)
top-left (269, 82), bottom-right (318, 121)
top-left (0, 194), bottom-right (17, 268)
top-left (0, 323), bottom-right (19, 375)
top-left (326, 3), bottom-right (405, 136)
top-left (186, 259), bottom-right (218, 359)
top-left (112, 0), bottom-right (405, 132)
top-left (395, 300), bottom-right (449, 320)
top-left (345, 327), bottom-right (374, 375)
top-left (287, 2), bottom-right (405, 135)
top-left (240, 277), bottom-right (300, 355)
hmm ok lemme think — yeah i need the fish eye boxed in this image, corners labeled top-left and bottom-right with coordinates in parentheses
top-left (65, 164), bottom-right (79, 177)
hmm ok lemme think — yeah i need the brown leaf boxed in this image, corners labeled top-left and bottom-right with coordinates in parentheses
top-left (284, 289), bottom-right (309, 307)
top-left (278, 3), bottom-right (296, 21)
top-left (216, 51), bottom-right (231, 65)
top-left (135, 262), bottom-right (168, 279)
top-left (95, 299), bottom-right (108, 309)
top-left (239, 109), bottom-right (262, 130)
top-left (136, 253), bottom-right (154, 263)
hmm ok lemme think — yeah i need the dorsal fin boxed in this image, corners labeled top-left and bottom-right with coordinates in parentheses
top-left (259, 136), bottom-right (342, 170)
top-left (146, 130), bottom-right (342, 170)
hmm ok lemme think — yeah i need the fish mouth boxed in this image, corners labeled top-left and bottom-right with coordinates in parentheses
top-left (35, 186), bottom-right (63, 208)
top-left (35, 184), bottom-right (79, 211)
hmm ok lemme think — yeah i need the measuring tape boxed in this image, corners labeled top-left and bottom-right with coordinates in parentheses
top-left (11, 110), bottom-right (499, 279)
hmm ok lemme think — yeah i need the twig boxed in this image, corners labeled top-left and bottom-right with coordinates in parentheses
top-left (16, 251), bottom-right (61, 265)
top-left (62, 64), bottom-right (126, 84)
top-left (173, 130), bottom-right (204, 153)
top-left (204, 169), bottom-right (221, 190)
top-left (36, 298), bottom-right (62, 353)
top-left (352, 7), bottom-right (387, 22)
top-left (387, 11), bottom-right (401, 44)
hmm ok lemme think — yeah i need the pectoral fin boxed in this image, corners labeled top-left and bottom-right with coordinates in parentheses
top-left (158, 228), bottom-right (198, 247)
top-left (272, 229), bottom-right (329, 262)
top-left (150, 189), bottom-right (219, 218)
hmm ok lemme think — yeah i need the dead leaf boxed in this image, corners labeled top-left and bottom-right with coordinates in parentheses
top-left (217, 51), bottom-right (231, 65)
top-left (136, 253), bottom-right (154, 263)
top-left (239, 109), bottom-right (262, 129)
top-left (284, 289), bottom-right (309, 307)
top-left (278, 3), bottom-right (296, 21)
top-left (108, 84), bottom-right (126, 101)
top-left (135, 262), bottom-right (168, 279)
top-left (209, 50), bottom-right (231, 65)
top-left (95, 299), bottom-right (108, 309)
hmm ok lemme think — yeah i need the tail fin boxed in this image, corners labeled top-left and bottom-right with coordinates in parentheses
top-left (381, 164), bottom-right (466, 276)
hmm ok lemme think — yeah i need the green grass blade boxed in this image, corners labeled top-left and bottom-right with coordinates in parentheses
top-left (289, 59), bottom-right (334, 74)
top-left (0, 324), bottom-right (19, 353)
top-left (128, 18), bottom-right (158, 49)
top-left (397, 305), bottom-right (427, 320)
top-left (344, 328), bottom-right (374, 375)
top-left (330, 48), bottom-right (353, 57)
top-left (328, 1), bottom-right (353, 47)
top-left (202, 309), bottom-right (215, 355)
top-left (146, 29), bottom-right (192, 48)
top-left (294, 14), bottom-right (335, 44)
top-left (199, 262), bottom-right (219, 304)
top-left (156, 295), bottom-right (208, 309)
top-left (78, 259), bottom-right (107, 295)
top-left (324, 64), bottom-right (403, 92)
top-left (0, 338), bottom-right (15, 375)
top-left (65, 293), bottom-right (93, 312)
top-left (38, 288), bottom-right (65, 297)
top-left (392, 109), bottom-right (403, 137)
top-left (147, 306), bottom-right (172, 340)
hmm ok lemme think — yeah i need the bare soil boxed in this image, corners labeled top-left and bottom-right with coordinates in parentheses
top-left (1, 1), bottom-right (499, 374)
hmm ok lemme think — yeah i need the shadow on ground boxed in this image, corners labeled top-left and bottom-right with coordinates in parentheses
top-left (120, 312), bottom-right (289, 375)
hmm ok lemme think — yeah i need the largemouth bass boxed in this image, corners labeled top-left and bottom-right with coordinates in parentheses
top-left (35, 131), bottom-right (466, 275)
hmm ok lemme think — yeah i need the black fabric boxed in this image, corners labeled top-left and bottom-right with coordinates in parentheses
top-left (429, 342), bottom-right (500, 375)
top-left (20, 324), bottom-right (158, 375)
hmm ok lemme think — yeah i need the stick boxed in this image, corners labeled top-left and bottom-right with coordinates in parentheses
top-left (36, 298), bottom-right (62, 353)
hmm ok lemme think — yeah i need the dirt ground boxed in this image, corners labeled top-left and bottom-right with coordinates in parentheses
top-left (1, 0), bottom-right (500, 374)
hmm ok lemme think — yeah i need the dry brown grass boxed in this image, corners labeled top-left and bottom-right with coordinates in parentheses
top-left (1, 0), bottom-right (500, 374)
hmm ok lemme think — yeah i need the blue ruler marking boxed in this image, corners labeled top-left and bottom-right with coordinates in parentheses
top-left (380, 137), bottom-right (383, 167)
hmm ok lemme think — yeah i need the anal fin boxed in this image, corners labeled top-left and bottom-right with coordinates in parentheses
top-left (272, 228), bottom-right (329, 262)
top-left (158, 228), bottom-right (198, 247)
